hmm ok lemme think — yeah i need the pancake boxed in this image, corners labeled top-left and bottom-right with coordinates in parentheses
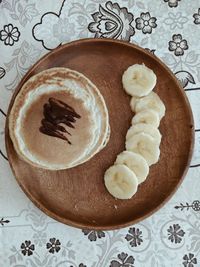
top-left (9, 68), bottom-right (110, 170)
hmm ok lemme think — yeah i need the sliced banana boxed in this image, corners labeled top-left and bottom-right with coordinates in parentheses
top-left (135, 92), bottom-right (165, 119)
top-left (115, 151), bottom-right (149, 184)
top-left (126, 123), bottom-right (161, 144)
top-left (131, 109), bottom-right (160, 128)
top-left (122, 64), bottom-right (157, 97)
top-left (125, 132), bottom-right (160, 166)
top-left (130, 96), bottom-right (139, 112)
top-left (104, 164), bottom-right (138, 199)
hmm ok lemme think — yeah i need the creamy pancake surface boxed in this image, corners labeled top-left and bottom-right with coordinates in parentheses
top-left (9, 68), bottom-right (109, 169)
top-left (21, 91), bottom-right (94, 166)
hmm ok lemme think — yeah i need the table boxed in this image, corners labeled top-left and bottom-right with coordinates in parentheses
top-left (0, 1), bottom-right (200, 266)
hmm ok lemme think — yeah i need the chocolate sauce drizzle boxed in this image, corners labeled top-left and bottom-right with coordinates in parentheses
top-left (39, 97), bottom-right (81, 144)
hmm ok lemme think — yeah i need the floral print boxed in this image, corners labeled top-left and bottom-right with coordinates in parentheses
top-left (2, 1), bottom-right (200, 267)
top-left (3, 40), bottom-right (41, 91)
top-left (125, 227), bottom-right (143, 247)
top-left (0, 109), bottom-right (7, 161)
top-left (145, 48), bottom-right (156, 55)
top-left (175, 71), bottom-right (195, 88)
top-left (46, 238), bottom-right (61, 254)
top-left (175, 200), bottom-right (200, 211)
top-left (192, 200), bottom-right (200, 211)
top-left (150, 26), bottom-right (166, 48)
top-left (82, 229), bottom-right (105, 241)
top-left (1, 2), bottom-right (39, 27)
top-left (88, 1), bottom-right (135, 40)
top-left (110, 252), bottom-right (135, 267)
top-left (33, 0), bottom-right (77, 50)
top-left (164, 0), bottom-right (181, 8)
top-left (193, 9), bottom-right (200, 25)
top-left (183, 253), bottom-right (197, 267)
top-left (21, 241), bottom-right (35, 256)
top-left (169, 34), bottom-right (188, 56)
top-left (135, 12), bottom-right (157, 34)
top-left (167, 224), bottom-right (185, 243)
top-left (53, 18), bottom-right (75, 43)
top-left (0, 67), bottom-right (6, 79)
top-left (0, 23), bottom-right (20, 46)
top-left (164, 12), bottom-right (188, 30)
top-left (0, 217), bottom-right (10, 226)
top-left (33, 232), bottom-right (47, 247)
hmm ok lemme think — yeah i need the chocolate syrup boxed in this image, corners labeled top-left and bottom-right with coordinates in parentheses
top-left (39, 97), bottom-right (81, 144)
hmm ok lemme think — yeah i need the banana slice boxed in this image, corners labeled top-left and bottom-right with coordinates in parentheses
top-left (131, 109), bottom-right (160, 128)
top-left (130, 96), bottom-right (139, 112)
top-left (115, 151), bottom-right (149, 184)
top-left (122, 64), bottom-right (157, 97)
top-left (104, 164), bottom-right (138, 199)
top-left (125, 132), bottom-right (160, 166)
top-left (135, 92), bottom-right (165, 119)
top-left (126, 123), bottom-right (161, 144)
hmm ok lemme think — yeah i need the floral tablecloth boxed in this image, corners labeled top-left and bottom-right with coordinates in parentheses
top-left (1, 1), bottom-right (200, 266)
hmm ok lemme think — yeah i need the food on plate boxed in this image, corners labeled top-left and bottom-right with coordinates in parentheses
top-left (135, 91), bottom-right (166, 119)
top-left (115, 151), bottom-right (149, 184)
top-left (125, 132), bottom-right (160, 166)
top-left (104, 164), bottom-right (138, 199)
top-left (122, 64), bottom-right (157, 97)
top-left (9, 68), bottom-right (110, 170)
top-left (130, 96), bottom-right (138, 112)
top-left (131, 109), bottom-right (160, 127)
top-left (104, 64), bottom-right (165, 199)
top-left (126, 123), bottom-right (162, 144)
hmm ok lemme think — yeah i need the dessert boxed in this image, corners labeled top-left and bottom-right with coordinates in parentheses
top-left (131, 109), bottom-right (160, 127)
top-left (115, 151), bottom-right (149, 184)
top-left (9, 68), bottom-right (109, 170)
top-left (104, 164), bottom-right (138, 200)
top-left (126, 123), bottom-right (161, 144)
top-left (104, 64), bottom-right (165, 199)
top-left (125, 132), bottom-right (160, 166)
top-left (133, 91), bottom-right (166, 119)
top-left (122, 64), bottom-right (157, 97)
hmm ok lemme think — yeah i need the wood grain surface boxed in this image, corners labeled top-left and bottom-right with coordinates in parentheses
top-left (5, 39), bottom-right (194, 230)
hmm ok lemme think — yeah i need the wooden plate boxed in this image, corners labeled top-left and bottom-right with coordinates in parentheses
top-left (5, 39), bottom-right (194, 230)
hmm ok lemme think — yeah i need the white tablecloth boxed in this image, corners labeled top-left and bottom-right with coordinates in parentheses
top-left (0, 1), bottom-right (200, 266)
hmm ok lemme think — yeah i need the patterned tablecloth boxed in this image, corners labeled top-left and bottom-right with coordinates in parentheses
top-left (0, 0), bottom-right (200, 266)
